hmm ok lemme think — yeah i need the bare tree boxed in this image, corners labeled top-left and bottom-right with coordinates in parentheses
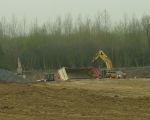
top-left (52, 16), bottom-right (62, 35)
top-left (63, 14), bottom-right (73, 35)
top-left (142, 15), bottom-right (150, 45)
top-left (0, 22), bottom-right (3, 38)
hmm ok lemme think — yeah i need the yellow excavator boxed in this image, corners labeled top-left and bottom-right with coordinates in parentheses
top-left (92, 50), bottom-right (126, 79)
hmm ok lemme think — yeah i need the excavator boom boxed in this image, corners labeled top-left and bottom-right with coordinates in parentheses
top-left (93, 50), bottom-right (113, 71)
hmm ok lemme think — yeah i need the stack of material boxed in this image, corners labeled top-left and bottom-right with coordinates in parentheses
top-left (58, 67), bottom-right (69, 81)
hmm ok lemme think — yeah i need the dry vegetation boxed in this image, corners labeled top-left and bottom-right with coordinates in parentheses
top-left (0, 79), bottom-right (150, 120)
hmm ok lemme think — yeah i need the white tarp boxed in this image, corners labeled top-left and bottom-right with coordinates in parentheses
top-left (58, 67), bottom-right (69, 81)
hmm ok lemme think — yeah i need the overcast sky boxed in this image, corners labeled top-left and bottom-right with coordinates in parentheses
top-left (0, 0), bottom-right (150, 23)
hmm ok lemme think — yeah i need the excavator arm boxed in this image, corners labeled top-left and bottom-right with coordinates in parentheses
top-left (92, 50), bottom-right (113, 71)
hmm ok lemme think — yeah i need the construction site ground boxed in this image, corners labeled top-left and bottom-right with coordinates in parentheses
top-left (0, 79), bottom-right (150, 120)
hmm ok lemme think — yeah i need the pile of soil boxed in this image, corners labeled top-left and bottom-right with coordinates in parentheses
top-left (0, 69), bottom-right (29, 83)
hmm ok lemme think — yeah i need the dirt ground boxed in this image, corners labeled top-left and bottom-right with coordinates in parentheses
top-left (0, 79), bottom-right (150, 120)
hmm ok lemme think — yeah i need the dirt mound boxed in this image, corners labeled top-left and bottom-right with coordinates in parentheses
top-left (0, 69), bottom-right (30, 83)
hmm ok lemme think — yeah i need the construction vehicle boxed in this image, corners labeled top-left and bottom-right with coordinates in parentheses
top-left (92, 50), bottom-right (126, 79)
top-left (58, 67), bottom-right (100, 81)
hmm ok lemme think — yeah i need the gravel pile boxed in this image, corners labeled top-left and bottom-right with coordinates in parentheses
top-left (0, 69), bottom-right (30, 83)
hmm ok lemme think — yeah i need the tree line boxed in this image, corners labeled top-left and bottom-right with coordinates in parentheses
top-left (0, 12), bottom-right (150, 70)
